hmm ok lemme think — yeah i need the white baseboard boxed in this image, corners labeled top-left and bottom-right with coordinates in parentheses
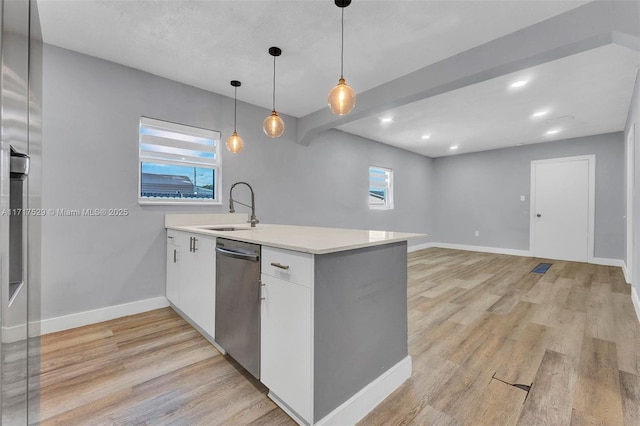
top-left (622, 263), bottom-right (632, 284)
top-left (410, 242), bottom-right (531, 257)
top-left (435, 243), bottom-right (532, 257)
top-left (40, 296), bottom-right (169, 335)
top-left (267, 392), bottom-right (308, 426)
top-left (632, 287), bottom-right (640, 323)
top-left (591, 257), bottom-right (626, 268)
top-left (169, 303), bottom-right (226, 355)
top-left (408, 242), bottom-right (436, 253)
top-left (410, 244), bottom-right (627, 271)
top-left (1, 324), bottom-right (26, 343)
top-left (316, 355), bottom-right (412, 426)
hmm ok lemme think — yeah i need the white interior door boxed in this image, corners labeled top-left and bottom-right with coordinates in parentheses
top-left (531, 156), bottom-right (594, 262)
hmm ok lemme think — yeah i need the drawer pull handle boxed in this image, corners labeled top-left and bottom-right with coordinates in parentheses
top-left (270, 262), bottom-right (290, 270)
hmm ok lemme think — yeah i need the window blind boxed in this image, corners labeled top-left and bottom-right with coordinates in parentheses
top-left (139, 117), bottom-right (218, 167)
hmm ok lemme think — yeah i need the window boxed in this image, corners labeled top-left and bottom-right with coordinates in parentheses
top-left (139, 117), bottom-right (221, 204)
top-left (369, 166), bottom-right (393, 210)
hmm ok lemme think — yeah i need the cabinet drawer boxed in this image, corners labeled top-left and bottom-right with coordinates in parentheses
top-left (261, 246), bottom-right (313, 288)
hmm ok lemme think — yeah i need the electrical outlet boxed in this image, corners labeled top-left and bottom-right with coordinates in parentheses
top-left (520, 195), bottom-right (525, 201)
top-left (475, 231), bottom-right (479, 237)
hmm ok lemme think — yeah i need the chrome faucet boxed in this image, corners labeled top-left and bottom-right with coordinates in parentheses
top-left (229, 182), bottom-right (259, 227)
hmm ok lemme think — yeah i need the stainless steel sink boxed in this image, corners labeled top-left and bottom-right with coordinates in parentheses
top-left (199, 226), bottom-right (247, 232)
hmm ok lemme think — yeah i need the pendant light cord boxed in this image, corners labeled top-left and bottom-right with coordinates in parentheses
top-left (340, 7), bottom-right (344, 78)
top-left (234, 86), bottom-right (237, 131)
top-left (272, 54), bottom-right (277, 111)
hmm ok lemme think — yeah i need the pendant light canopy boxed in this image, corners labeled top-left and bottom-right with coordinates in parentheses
top-left (226, 80), bottom-right (244, 154)
top-left (327, 0), bottom-right (355, 116)
top-left (263, 46), bottom-right (285, 138)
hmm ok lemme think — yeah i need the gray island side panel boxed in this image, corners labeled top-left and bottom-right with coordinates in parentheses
top-left (313, 241), bottom-right (409, 422)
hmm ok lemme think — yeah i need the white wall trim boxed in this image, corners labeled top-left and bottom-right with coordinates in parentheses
top-left (408, 242), bottom-right (437, 253)
top-left (169, 302), bottom-right (226, 355)
top-left (267, 392), bottom-right (307, 426)
top-left (40, 296), bottom-right (169, 335)
top-left (435, 243), bottom-right (531, 257)
top-left (622, 263), bottom-right (632, 284)
top-left (315, 355), bottom-right (412, 426)
top-left (591, 257), bottom-right (626, 268)
top-left (409, 242), bottom-right (531, 257)
top-left (1, 324), bottom-right (26, 344)
top-left (411, 244), bottom-right (626, 269)
top-left (632, 286), bottom-right (640, 323)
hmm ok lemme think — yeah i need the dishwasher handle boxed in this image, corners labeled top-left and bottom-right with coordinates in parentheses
top-left (215, 246), bottom-right (260, 262)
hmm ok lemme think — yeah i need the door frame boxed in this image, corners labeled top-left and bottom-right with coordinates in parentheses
top-left (626, 125), bottom-right (635, 283)
top-left (529, 154), bottom-right (596, 262)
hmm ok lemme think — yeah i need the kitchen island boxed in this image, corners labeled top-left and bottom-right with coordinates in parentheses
top-left (165, 214), bottom-right (425, 425)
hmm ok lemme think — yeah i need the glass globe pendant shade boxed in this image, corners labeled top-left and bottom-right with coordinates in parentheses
top-left (327, 77), bottom-right (356, 115)
top-left (226, 131), bottom-right (244, 154)
top-left (263, 110), bottom-right (285, 138)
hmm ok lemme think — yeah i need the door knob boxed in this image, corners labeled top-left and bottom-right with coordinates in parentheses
top-left (536, 213), bottom-right (541, 218)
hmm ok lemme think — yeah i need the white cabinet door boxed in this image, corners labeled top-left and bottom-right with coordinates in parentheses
top-left (181, 234), bottom-right (216, 338)
top-left (166, 232), bottom-right (181, 306)
top-left (261, 274), bottom-right (312, 422)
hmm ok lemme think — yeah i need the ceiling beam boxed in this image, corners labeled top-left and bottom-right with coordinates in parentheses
top-left (296, 0), bottom-right (640, 146)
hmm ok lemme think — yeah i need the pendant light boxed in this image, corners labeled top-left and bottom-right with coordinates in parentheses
top-left (327, 0), bottom-right (355, 116)
top-left (226, 80), bottom-right (244, 153)
top-left (263, 46), bottom-right (285, 138)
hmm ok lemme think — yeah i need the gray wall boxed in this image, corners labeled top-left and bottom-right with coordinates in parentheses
top-left (41, 45), bottom-right (433, 320)
top-left (41, 43), bottom-right (630, 322)
top-left (431, 133), bottom-right (625, 260)
top-left (313, 242), bottom-right (407, 421)
top-left (625, 70), bottom-right (640, 296)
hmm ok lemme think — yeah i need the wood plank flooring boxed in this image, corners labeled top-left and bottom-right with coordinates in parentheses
top-left (38, 248), bottom-right (640, 425)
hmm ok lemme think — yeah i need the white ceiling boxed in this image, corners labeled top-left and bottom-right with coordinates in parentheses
top-left (37, 0), bottom-right (639, 157)
top-left (338, 44), bottom-right (640, 157)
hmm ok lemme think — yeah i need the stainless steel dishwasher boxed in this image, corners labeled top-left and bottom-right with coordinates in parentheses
top-left (215, 238), bottom-right (261, 379)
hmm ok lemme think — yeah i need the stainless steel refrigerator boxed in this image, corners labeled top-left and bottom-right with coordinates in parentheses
top-left (0, 0), bottom-right (42, 424)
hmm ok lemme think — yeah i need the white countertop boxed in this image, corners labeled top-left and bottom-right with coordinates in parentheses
top-left (165, 218), bottom-right (426, 255)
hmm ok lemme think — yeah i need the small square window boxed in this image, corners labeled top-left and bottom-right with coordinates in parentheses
top-left (139, 117), bottom-right (221, 205)
top-left (369, 166), bottom-right (393, 210)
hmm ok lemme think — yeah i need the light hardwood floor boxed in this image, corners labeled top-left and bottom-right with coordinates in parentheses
top-left (38, 248), bottom-right (640, 425)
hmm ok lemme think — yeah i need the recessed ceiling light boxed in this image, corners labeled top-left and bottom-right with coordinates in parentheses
top-left (510, 80), bottom-right (528, 88)
top-left (532, 110), bottom-right (548, 118)
top-left (380, 117), bottom-right (393, 123)
top-left (450, 145), bottom-right (459, 150)
top-left (421, 134), bottom-right (431, 140)
top-left (545, 129), bottom-right (560, 135)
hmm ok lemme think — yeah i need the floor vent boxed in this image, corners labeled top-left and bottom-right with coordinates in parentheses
top-left (531, 263), bottom-right (552, 274)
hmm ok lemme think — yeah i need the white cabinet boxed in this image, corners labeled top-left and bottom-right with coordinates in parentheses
top-left (181, 233), bottom-right (216, 337)
top-left (166, 231), bottom-right (181, 305)
top-left (167, 229), bottom-right (409, 425)
top-left (166, 230), bottom-right (216, 339)
top-left (261, 247), bottom-right (313, 423)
